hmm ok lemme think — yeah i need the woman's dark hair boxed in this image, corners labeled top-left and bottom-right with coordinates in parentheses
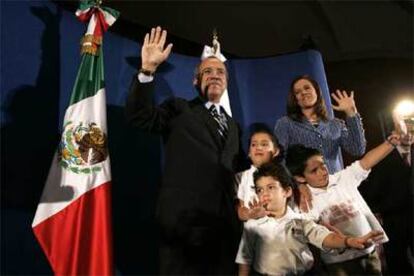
top-left (286, 75), bottom-right (328, 122)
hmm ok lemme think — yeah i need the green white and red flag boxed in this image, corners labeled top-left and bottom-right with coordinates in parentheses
top-left (32, 1), bottom-right (119, 275)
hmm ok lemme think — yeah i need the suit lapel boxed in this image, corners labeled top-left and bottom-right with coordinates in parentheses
top-left (190, 98), bottom-right (223, 148)
top-left (223, 114), bottom-right (237, 149)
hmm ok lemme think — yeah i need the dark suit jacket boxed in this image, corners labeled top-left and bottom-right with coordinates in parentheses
top-left (125, 77), bottom-right (243, 246)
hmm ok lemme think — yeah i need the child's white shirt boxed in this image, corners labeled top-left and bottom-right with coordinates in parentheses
top-left (236, 165), bottom-right (258, 207)
top-left (236, 207), bottom-right (331, 275)
top-left (307, 161), bottom-right (389, 264)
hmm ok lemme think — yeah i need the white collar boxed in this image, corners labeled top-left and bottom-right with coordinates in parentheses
top-left (306, 177), bottom-right (338, 195)
top-left (396, 145), bottom-right (411, 156)
top-left (200, 92), bottom-right (232, 117)
top-left (205, 102), bottom-right (223, 115)
top-left (256, 206), bottom-right (300, 225)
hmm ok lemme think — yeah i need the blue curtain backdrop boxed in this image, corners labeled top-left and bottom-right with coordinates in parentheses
top-left (1, 1), bottom-right (333, 274)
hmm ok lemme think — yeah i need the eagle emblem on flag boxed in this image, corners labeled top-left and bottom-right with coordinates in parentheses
top-left (59, 121), bottom-right (108, 174)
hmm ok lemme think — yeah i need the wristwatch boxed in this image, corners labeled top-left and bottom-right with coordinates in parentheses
top-left (139, 68), bottom-right (155, 77)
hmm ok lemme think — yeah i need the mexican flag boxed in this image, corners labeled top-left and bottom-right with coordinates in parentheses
top-left (32, 1), bottom-right (119, 275)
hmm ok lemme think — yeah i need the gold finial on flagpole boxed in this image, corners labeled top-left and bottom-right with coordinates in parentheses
top-left (212, 28), bottom-right (218, 54)
top-left (212, 28), bottom-right (218, 41)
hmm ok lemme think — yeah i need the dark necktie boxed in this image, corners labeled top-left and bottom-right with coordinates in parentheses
top-left (401, 151), bottom-right (411, 167)
top-left (210, 105), bottom-right (228, 140)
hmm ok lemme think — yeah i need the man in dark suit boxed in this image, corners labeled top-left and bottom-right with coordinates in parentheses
top-left (125, 26), bottom-right (244, 274)
top-left (361, 116), bottom-right (414, 275)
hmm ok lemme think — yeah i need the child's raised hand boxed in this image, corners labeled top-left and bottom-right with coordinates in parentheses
top-left (248, 198), bottom-right (260, 209)
top-left (248, 198), bottom-right (267, 219)
top-left (346, 230), bottom-right (384, 249)
top-left (249, 207), bottom-right (268, 219)
top-left (386, 132), bottom-right (401, 147)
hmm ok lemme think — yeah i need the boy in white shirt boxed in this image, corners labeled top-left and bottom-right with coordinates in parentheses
top-left (285, 134), bottom-right (401, 275)
top-left (236, 162), bottom-right (384, 275)
top-left (236, 126), bottom-right (281, 221)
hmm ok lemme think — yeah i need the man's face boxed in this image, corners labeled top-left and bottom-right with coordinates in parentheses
top-left (249, 133), bottom-right (279, 168)
top-left (255, 176), bottom-right (291, 212)
top-left (196, 58), bottom-right (227, 103)
top-left (300, 155), bottom-right (329, 188)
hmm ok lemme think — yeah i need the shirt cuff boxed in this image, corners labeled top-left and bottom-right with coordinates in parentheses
top-left (355, 160), bottom-right (371, 174)
top-left (137, 73), bottom-right (154, 83)
top-left (345, 112), bottom-right (361, 122)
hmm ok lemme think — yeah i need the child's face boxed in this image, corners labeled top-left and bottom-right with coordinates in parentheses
top-left (249, 133), bottom-right (279, 167)
top-left (300, 155), bottom-right (329, 188)
top-left (255, 176), bottom-right (292, 212)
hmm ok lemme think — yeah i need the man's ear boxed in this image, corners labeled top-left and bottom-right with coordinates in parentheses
top-left (193, 77), bottom-right (203, 95)
top-left (294, 175), bottom-right (306, 185)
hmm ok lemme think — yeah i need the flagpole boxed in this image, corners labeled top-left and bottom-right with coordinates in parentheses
top-left (32, 1), bottom-right (119, 275)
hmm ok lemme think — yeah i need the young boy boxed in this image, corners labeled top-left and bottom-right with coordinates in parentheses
top-left (236, 126), bottom-right (281, 221)
top-left (285, 134), bottom-right (401, 275)
top-left (235, 162), bottom-right (383, 275)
